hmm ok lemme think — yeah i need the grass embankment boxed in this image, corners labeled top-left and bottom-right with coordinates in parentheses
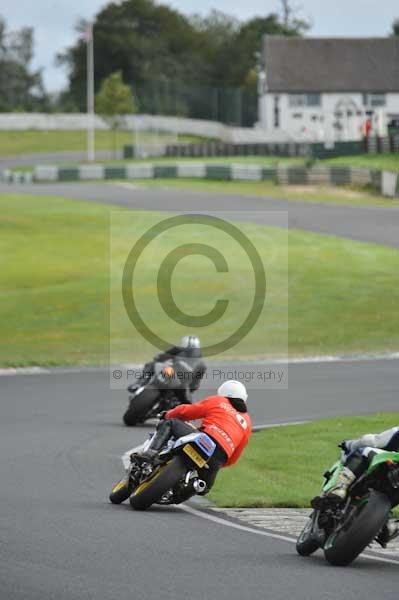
top-left (9, 154), bottom-right (303, 173)
top-left (1, 194), bottom-right (399, 366)
top-left (326, 153), bottom-right (399, 173)
top-left (8, 147), bottom-right (399, 173)
top-left (128, 178), bottom-right (399, 208)
top-left (209, 413), bottom-right (399, 508)
top-left (0, 130), bottom-right (201, 156)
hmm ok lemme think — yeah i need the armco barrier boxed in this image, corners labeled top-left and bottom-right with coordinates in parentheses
top-left (126, 137), bottom-right (399, 160)
top-left (1, 163), bottom-right (397, 197)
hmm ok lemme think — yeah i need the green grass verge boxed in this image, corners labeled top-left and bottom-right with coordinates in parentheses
top-left (1, 193), bottom-right (399, 366)
top-left (10, 155), bottom-right (303, 172)
top-left (129, 178), bottom-right (399, 208)
top-left (325, 153), bottom-right (399, 173)
top-left (208, 413), bottom-right (399, 508)
top-left (0, 130), bottom-right (202, 156)
top-left (8, 151), bottom-right (399, 173)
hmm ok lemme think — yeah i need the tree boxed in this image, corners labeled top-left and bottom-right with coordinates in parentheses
top-left (58, 0), bottom-right (309, 123)
top-left (95, 70), bottom-right (136, 155)
top-left (0, 16), bottom-right (47, 112)
top-left (392, 19), bottom-right (399, 36)
top-left (279, 1), bottom-right (310, 35)
top-left (58, 0), bottom-right (202, 111)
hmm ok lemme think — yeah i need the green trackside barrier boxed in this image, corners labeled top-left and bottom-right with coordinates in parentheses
top-left (11, 162), bottom-right (397, 198)
top-left (287, 167), bottom-right (308, 185)
top-left (105, 167), bottom-right (127, 179)
top-left (58, 168), bottom-right (80, 182)
top-left (330, 167), bottom-right (351, 186)
top-left (261, 167), bottom-right (277, 182)
top-left (370, 170), bottom-right (382, 190)
top-left (311, 141), bottom-right (364, 160)
top-left (153, 165), bottom-right (178, 178)
top-left (123, 145), bottom-right (135, 159)
top-left (205, 165), bottom-right (231, 180)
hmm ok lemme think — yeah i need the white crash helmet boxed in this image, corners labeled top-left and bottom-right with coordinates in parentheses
top-left (180, 335), bottom-right (200, 349)
top-left (217, 380), bottom-right (248, 402)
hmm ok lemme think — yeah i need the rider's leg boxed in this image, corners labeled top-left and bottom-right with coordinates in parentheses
top-left (140, 419), bottom-right (196, 460)
top-left (173, 441), bottom-right (227, 503)
top-left (197, 445), bottom-right (228, 495)
top-left (327, 447), bottom-right (384, 501)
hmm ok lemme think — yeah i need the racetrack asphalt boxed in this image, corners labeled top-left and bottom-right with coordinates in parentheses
top-left (1, 182), bottom-right (399, 599)
top-left (1, 181), bottom-right (399, 247)
top-left (1, 360), bottom-right (398, 600)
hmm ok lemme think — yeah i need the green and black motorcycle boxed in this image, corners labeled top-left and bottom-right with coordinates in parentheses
top-left (296, 450), bottom-right (399, 566)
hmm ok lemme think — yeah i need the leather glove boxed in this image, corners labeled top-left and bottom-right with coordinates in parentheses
top-left (338, 440), bottom-right (352, 453)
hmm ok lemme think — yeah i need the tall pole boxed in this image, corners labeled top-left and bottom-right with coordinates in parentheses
top-left (86, 22), bottom-right (95, 162)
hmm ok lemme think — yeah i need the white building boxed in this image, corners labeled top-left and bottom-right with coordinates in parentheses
top-left (258, 36), bottom-right (399, 142)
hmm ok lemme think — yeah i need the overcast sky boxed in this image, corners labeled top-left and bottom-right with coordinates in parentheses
top-left (2, 0), bottom-right (398, 92)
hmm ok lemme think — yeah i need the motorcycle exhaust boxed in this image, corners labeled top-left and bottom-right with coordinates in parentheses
top-left (193, 479), bottom-right (207, 494)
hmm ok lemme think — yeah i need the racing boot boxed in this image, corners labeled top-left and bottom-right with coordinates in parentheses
top-left (139, 421), bottom-right (172, 461)
top-left (327, 466), bottom-right (356, 502)
top-left (376, 517), bottom-right (399, 548)
top-left (311, 466), bottom-right (356, 509)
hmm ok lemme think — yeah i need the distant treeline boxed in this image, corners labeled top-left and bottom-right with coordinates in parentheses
top-left (1, 1), bottom-right (399, 125)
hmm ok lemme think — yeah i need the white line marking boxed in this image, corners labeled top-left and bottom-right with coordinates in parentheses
top-left (2, 352), bottom-right (399, 377)
top-left (227, 352), bottom-right (399, 366)
top-left (0, 367), bottom-right (50, 376)
top-left (253, 420), bottom-right (308, 431)
top-left (113, 182), bottom-right (144, 190)
top-left (178, 503), bottom-right (399, 566)
top-left (178, 503), bottom-right (295, 543)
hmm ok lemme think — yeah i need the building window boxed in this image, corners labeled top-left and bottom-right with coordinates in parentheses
top-left (363, 93), bottom-right (386, 107)
top-left (274, 95), bottom-right (280, 128)
top-left (289, 93), bottom-right (321, 108)
top-left (307, 94), bottom-right (321, 107)
top-left (293, 113), bottom-right (302, 119)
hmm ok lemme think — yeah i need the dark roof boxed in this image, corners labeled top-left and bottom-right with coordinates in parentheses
top-left (263, 36), bottom-right (399, 93)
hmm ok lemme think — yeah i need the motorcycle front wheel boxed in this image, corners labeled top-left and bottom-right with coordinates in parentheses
top-left (129, 456), bottom-right (186, 511)
top-left (324, 491), bottom-right (391, 566)
top-left (109, 475), bottom-right (133, 504)
top-left (123, 387), bottom-right (159, 426)
top-left (296, 512), bottom-right (320, 556)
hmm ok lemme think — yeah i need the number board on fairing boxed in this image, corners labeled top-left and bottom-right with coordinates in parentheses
top-left (196, 434), bottom-right (216, 457)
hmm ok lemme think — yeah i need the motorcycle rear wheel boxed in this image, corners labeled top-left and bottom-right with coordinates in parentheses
top-left (130, 456), bottom-right (186, 511)
top-left (324, 491), bottom-right (391, 566)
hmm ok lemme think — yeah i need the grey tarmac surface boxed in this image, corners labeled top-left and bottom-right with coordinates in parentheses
top-left (1, 181), bottom-right (399, 247)
top-left (0, 150), bottom-right (118, 169)
top-left (1, 360), bottom-right (399, 600)
top-left (1, 183), bottom-right (399, 598)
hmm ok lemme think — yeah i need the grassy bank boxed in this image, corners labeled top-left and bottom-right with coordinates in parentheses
top-left (326, 153), bottom-right (399, 173)
top-left (1, 193), bottom-right (399, 366)
top-left (7, 146), bottom-right (399, 173)
top-left (209, 413), bottom-right (399, 508)
top-left (9, 155), bottom-right (303, 173)
top-left (0, 130), bottom-right (201, 156)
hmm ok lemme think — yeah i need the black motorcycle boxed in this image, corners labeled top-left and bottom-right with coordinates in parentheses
top-left (123, 359), bottom-right (193, 426)
top-left (109, 428), bottom-right (216, 510)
